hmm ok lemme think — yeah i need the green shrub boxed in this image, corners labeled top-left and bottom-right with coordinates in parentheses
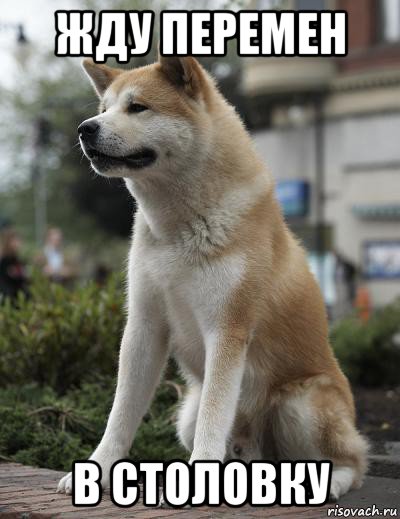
top-left (0, 378), bottom-right (187, 470)
top-left (331, 299), bottom-right (400, 386)
top-left (0, 274), bottom-right (125, 393)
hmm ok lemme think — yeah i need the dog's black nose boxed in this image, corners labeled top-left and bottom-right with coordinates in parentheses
top-left (78, 120), bottom-right (99, 140)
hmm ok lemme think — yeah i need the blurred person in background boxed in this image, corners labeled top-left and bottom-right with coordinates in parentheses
top-left (335, 251), bottom-right (357, 304)
top-left (42, 227), bottom-right (72, 282)
top-left (0, 228), bottom-right (28, 300)
top-left (94, 263), bottom-right (111, 287)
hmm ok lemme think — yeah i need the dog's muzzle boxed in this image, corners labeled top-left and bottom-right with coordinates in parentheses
top-left (78, 121), bottom-right (157, 170)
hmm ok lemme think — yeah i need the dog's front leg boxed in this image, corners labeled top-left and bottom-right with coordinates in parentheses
top-left (189, 331), bottom-right (248, 463)
top-left (90, 316), bottom-right (169, 478)
top-left (58, 280), bottom-right (168, 494)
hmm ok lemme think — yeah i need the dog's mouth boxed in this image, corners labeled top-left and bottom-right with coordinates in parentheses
top-left (85, 146), bottom-right (157, 170)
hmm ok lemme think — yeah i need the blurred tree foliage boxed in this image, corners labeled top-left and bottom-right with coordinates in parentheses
top-left (0, 50), bottom-right (135, 241)
top-left (0, 0), bottom-right (244, 250)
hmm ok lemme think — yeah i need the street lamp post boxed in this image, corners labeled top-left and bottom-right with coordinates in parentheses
top-left (0, 21), bottom-right (27, 43)
top-left (32, 117), bottom-right (50, 246)
top-left (314, 93), bottom-right (326, 300)
top-left (16, 24), bottom-right (28, 44)
top-left (0, 23), bottom-right (49, 247)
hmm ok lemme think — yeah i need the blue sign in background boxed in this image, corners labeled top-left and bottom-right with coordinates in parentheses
top-left (276, 180), bottom-right (310, 218)
top-left (363, 241), bottom-right (400, 279)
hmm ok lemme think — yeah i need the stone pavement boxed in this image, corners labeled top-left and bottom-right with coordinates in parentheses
top-left (0, 463), bottom-right (399, 518)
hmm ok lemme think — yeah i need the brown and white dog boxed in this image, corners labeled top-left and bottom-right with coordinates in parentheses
top-left (57, 55), bottom-right (368, 500)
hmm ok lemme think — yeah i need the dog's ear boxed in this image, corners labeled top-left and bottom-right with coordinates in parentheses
top-left (158, 54), bottom-right (204, 99)
top-left (82, 59), bottom-right (121, 97)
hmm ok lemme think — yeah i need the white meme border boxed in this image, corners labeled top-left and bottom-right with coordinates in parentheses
top-left (72, 459), bottom-right (333, 508)
top-left (54, 9), bottom-right (348, 62)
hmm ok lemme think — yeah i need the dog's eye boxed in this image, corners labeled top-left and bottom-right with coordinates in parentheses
top-left (127, 103), bottom-right (148, 114)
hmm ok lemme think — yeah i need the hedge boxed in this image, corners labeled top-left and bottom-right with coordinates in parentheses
top-left (330, 298), bottom-right (400, 387)
top-left (0, 275), bottom-right (124, 393)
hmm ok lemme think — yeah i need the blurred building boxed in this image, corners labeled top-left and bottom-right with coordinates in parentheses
top-left (244, 0), bottom-right (400, 308)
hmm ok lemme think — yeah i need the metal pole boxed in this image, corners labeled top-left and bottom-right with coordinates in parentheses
top-left (33, 164), bottom-right (47, 247)
top-left (0, 21), bottom-right (28, 43)
top-left (32, 117), bottom-right (49, 246)
top-left (314, 95), bottom-right (325, 298)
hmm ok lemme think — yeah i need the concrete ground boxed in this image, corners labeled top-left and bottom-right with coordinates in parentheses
top-left (0, 463), bottom-right (399, 518)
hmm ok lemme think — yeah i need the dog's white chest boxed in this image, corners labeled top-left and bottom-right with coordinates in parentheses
top-left (145, 244), bottom-right (245, 353)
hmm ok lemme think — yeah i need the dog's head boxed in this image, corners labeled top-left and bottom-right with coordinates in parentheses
top-left (79, 55), bottom-right (214, 179)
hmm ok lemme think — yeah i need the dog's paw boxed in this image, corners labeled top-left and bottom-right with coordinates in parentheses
top-left (329, 482), bottom-right (341, 502)
top-left (57, 472), bottom-right (73, 495)
top-left (56, 447), bottom-right (116, 494)
top-left (56, 465), bottom-right (111, 495)
top-left (329, 467), bottom-right (355, 502)
top-left (159, 493), bottom-right (169, 508)
top-left (158, 493), bottom-right (190, 509)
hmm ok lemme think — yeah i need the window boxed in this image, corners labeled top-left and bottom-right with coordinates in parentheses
top-left (257, 0), bottom-right (326, 10)
top-left (296, 0), bottom-right (326, 10)
top-left (379, 0), bottom-right (400, 43)
top-left (363, 241), bottom-right (400, 279)
top-left (257, 0), bottom-right (290, 9)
